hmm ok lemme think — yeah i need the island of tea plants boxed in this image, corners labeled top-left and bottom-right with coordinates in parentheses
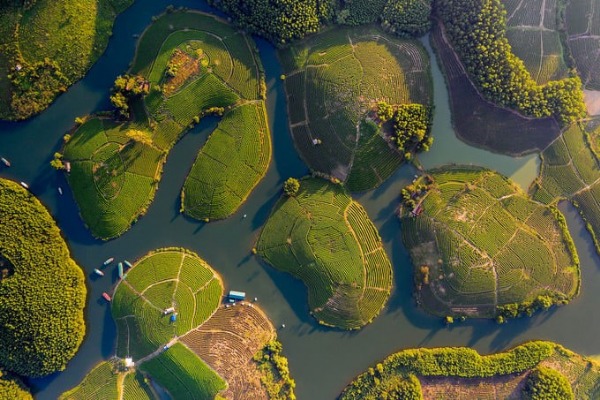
top-left (0, 0), bottom-right (133, 120)
top-left (400, 166), bottom-right (580, 320)
top-left (256, 177), bottom-right (393, 329)
top-left (60, 247), bottom-right (294, 399)
top-left (62, 10), bottom-right (271, 239)
top-left (278, 25), bottom-right (432, 191)
top-left (340, 341), bottom-right (600, 399)
top-left (0, 178), bottom-right (86, 380)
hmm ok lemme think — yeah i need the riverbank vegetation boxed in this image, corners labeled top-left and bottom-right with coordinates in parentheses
top-left (257, 177), bottom-right (393, 329)
top-left (63, 247), bottom-right (296, 399)
top-left (0, 0), bottom-right (133, 120)
top-left (434, 0), bottom-right (586, 125)
top-left (400, 166), bottom-right (580, 319)
top-left (531, 119), bottom-right (600, 256)
top-left (63, 10), bottom-right (271, 239)
top-left (279, 26), bottom-right (432, 191)
top-left (340, 341), bottom-right (600, 399)
top-left (0, 369), bottom-right (32, 399)
top-left (0, 179), bottom-right (86, 377)
top-left (430, 20), bottom-right (562, 156)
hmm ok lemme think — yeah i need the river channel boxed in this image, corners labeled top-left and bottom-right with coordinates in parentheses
top-left (1, 1), bottom-right (600, 399)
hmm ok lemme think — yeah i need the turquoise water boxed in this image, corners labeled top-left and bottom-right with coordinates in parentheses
top-left (1, 2), bottom-right (599, 399)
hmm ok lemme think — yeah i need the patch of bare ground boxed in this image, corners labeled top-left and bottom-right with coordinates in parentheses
top-left (163, 49), bottom-right (202, 96)
top-left (584, 90), bottom-right (600, 116)
top-left (181, 303), bottom-right (275, 400)
top-left (419, 373), bottom-right (527, 399)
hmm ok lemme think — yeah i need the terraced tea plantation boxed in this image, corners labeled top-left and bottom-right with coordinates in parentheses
top-left (532, 120), bottom-right (600, 254)
top-left (101, 247), bottom-right (294, 399)
top-left (59, 360), bottom-right (154, 400)
top-left (112, 248), bottom-right (223, 360)
top-left (502, 0), bottom-right (569, 84)
top-left (64, 10), bottom-right (271, 239)
top-left (566, 0), bottom-right (600, 89)
top-left (279, 26), bottom-right (432, 191)
top-left (401, 166), bottom-right (579, 318)
top-left (340, 341), bottom-right (600, 400)
top-left (256, 177), bottom-right (393, 329)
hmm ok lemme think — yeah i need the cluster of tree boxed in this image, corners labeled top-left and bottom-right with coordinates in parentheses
top-left (8, 59), bottom-right (69, 120)
top-left (253, 340), bottom-right (296, 400)
top-left (381, 0), bottom-right (432, 37)
top-left (434, 0), bottom-right (585, 124)
top-left (497, 294), bottom-right (568, 321)
top-left (206, 0), bottom-right (333, 45)
top-left (391, 103), bottom-right (434, 158)
top-left (0, 0), bottom-right (36, 9)
top-left (335, 0), bottom-right (431, 37)
top-left (0, 369), bottom-right (32, 399)
top-left (341, 341), bottom-right (560, 399)
top-left (109, 74), bottom-right (149, 118)
top-left (523, 367), bottom-right (574, 400)
top-left (283, 177), bottom-right (301, 196)
top-left (0, 179), bottom-right (86, 377)
top-left (400, 176), bottom-right (433, 211)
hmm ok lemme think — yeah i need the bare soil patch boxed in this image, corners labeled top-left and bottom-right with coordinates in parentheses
top-left (584, 90), bottom-right (600, 116)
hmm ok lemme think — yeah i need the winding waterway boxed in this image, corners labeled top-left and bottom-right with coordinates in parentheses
top-left (1, 1), bottom-right (600, 399)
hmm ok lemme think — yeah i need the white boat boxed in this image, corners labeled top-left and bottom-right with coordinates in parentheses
top-left (93, 268), bottom-right (105, 277)
top-left (1, 157), bottom-right (10, 167)
top-left (20, 182), bottom-right (29, 189)
top-left (103, 257), bottom-right (114, 266)
top-left (118, 262), bottom-right (124, 279)
top-left (124, 260), bottom-right (132, 268)
top-left (58, 187), bottom-right (63, 195)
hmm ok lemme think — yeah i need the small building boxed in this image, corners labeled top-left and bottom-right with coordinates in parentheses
top-left (163, 307), bottom-right (175, 315)
top-left (125, 358), bottom-right (134, 368)
top-left (228, 290), bottom-right (246, 301)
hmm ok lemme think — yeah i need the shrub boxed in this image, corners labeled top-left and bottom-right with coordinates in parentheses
top-left (283, 177), bottom-right (300, 196)
top-left (523, 366), bottom-right (574, 400)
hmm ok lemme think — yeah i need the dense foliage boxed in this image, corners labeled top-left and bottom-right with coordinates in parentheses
top-left (0, 369), bottom-right (32, 399)
top-left (254, 340), bottom-right (297, 400)
top-left (336, 0), bottom-right (386, 25)
top-left (0, 0), bottom-right (134, 120)
top-left (391, 103), bottom-right (433, 156)
top-left (523, 366), bottom-right (574, 400)
top-left (434, 0), bottom-right (585, 124)
top-left (109, 74), bottom-right (149, 118)
top-left (0, 179), bottom-right (86, 377)
top-left (206, 0), bottom-right (333, 45)
top-left (381, 0), bottom-right (431, 37)
top-left (283, 177), bottom-right (300, 197)
top-left (340, 341), bottom-right (568, 399)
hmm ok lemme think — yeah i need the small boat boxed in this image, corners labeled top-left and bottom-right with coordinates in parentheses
top-left (58, 187), bottom-right (63, 195)
top-left (124, 260), bottom-right (133, 268)
top-left (93, 268), bottom-right (105, 277)
top-left (1, 157), bottom-right (10, 167)
top-left (20, 182), bottom-right (29, 189)
top-left (102, 292), bottom-right (112, 302)
top-left (103, 257), bottom-right (114, 266)
top-left (117, 262), bottom-right (124, 279)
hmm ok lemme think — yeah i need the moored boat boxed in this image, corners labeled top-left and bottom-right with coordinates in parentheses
top-left (103, 257), bottom-right (114, 266)
top-left (58, 187), bottom-right (63, 195)
top-left (1, 157), bottom-right (10, 167)
top-left (102, 292), bottom-right (112, 302)
top-left (118, 262), bottom-right (124, 279)
top-left (93, 268), bottom-right (104, 277)
top-left (124, 260), bottom-right (132, 268)
top-left (20, 182), bottom-right (29, 189)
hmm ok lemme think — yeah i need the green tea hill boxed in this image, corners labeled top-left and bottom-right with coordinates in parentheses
top-left (62, 10), bottom-right (271, 240)
top-left (400, 166), bottom-right (579, 320)
top-left (62, 247), bottom-right (294, 399)
top-left (340, 341), bottom-right (600, 399)
top-left (257, 177), bottom-right (393, 329)
top-left (279, 25), bottom-right (432, 191)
